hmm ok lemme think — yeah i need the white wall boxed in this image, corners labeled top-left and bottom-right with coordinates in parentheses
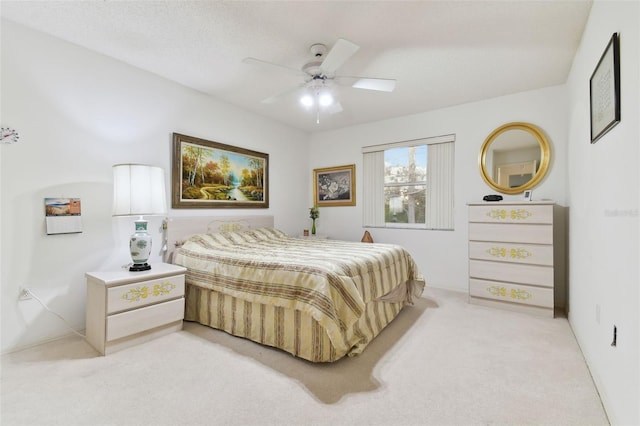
top-left (308, 86), bottom-right (569, 296)
top-left (0, 20), bottom-right (309, 353)
top-left (3, 4), bottom-right (638, 423)
top-left (565, 1), bottom-right (639, 425)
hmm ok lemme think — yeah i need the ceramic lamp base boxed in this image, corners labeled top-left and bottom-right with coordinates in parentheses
top-left (129, 218), bottom-right (153, 272)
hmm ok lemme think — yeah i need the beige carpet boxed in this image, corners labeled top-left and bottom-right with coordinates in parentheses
top-left (1, 287), bottom-right (608, 426)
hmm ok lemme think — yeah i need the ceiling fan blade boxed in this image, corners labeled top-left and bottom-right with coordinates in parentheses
top-left (335, 76), bottom-right (396, 92)
top-left (353, 78), bottom-right (396, 92)
top-left (260, 84), bottom-right (305, 104)
top-left (327, 102), bottom-right (343, 115)
top-left (242, 57), bottom-right (304, 76)
top-left (320, 39), bottom-right (359, 74)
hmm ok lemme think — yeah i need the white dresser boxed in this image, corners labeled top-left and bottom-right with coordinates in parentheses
top-left (468, 201), bottom-right (559, 317)
top-left (85, 263), bottom-right (186, 355)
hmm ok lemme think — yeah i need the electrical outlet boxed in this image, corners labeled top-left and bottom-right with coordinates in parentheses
top-left (611, 325), bottom-right (617, 347)
top-left (18, 287), bottom-right (32, 301)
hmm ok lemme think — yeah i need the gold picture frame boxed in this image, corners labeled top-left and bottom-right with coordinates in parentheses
top-left (313, 164), bottom-right (356, 207)
top-left (172, 133), bottom-right (268, 209)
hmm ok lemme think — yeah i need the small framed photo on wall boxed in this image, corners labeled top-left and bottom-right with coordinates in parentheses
top-left (523, 190), bottom-right (533, 201)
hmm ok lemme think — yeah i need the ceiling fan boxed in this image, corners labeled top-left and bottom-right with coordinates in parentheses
top-left (243, 39), bottom-right (396, 123)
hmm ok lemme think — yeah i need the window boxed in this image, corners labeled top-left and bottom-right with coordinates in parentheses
top-left (384, 146), bottom-right (427, 226)
top-left (362, 135), bottom-right (454, 230)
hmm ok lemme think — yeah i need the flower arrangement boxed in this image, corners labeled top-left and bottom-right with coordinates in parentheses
top-left (309, 205), bottom-right (319, 234)
top-left (309, 205), bottom-right (319, 220)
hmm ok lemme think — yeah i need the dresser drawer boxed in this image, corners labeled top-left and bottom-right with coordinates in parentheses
top-left (469, 241), bottom-right (553, 266)
top-left (107, 298), bottom-right (185, 341)
top-left (469, 259), bottom-right (553, 287)
top-left (469, 223), bottom-right (552, 244)
top-left (107, 274), bottom-right (185, 314)
top-left (470, 279), bottom-right (553, 308)
top-left (469, 204), bottom-right (552, 224)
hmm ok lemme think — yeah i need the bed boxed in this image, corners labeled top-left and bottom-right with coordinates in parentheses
top-left (165, 216), bottom-right (425, 362)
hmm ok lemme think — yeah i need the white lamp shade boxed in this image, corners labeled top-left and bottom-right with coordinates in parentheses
top-left (112, 164), bottom-right (167, 216)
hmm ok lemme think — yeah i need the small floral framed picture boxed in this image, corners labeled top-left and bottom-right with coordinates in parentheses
top-left (313, 164), bottom-right (356, 207)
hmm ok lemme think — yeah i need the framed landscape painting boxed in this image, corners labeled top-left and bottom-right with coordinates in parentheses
top-left (313, 164), bottom-right (356, 207)
top-left (172, 133), bottom-right (269, 209)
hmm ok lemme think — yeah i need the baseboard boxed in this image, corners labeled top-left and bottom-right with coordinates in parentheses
top-left (425, 283), bottom-right (468, 294)
top-left (567, 312), bottom-right (613, 425)
top-left (1, 328), bottom-right (87, 356)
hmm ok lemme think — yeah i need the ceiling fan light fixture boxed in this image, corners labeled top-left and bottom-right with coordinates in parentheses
top-left (247, 39), bottom-right (396, 122)
top-left (318, 91), bottom-right (334, 107)
top-left (327, 101), bottom-right (343, 115)
top-left (300, 93), bottom-right (314, 108)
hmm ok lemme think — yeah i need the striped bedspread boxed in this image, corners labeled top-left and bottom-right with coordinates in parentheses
top-left (173, 228), bottom-right (424, 357)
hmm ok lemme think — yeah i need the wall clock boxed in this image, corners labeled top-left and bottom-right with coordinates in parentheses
top-left (1, 127), bottom-right (20, 144)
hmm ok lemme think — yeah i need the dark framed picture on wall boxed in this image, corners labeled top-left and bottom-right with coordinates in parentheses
top-left (590, 32), bottom-right (620, 144)
top-left (313, 164), bottom-right (356, 207)
top-left (171, 133), bottom-right (269, 208)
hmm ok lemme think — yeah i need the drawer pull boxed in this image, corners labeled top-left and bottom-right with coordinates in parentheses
top-left (486, 247), bottom-right (533, 260)
top-left (487, 285), bottom-right (532, 300)
top-left (486, 208), bottom-right (533, 221)
top-left (121, 281), bottom-right (177, 303)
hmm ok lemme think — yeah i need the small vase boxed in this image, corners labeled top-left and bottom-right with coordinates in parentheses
top-left (311, 219), bottom-right (316, 235)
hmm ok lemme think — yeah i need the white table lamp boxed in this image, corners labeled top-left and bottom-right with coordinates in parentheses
top-left (112, 164), bottom-right (167, 271)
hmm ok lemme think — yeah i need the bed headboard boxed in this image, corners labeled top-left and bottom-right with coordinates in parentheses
top-left (163, 215), bottom-right (274, 262)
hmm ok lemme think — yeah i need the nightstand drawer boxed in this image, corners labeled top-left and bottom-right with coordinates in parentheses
top-left (107, 274), bottom-right (185, 314)
top-left (470, 279), bottom-right (553, 308)
top-left (107, 298), bottom-right (185, 341)
top-left (469, 241), bottom-right (553, 266)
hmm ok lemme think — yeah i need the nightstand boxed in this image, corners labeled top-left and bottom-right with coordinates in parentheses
top-left (85, 263), bottom-right (186, 355)
top-left (298, 234), bottom-right (329, 239)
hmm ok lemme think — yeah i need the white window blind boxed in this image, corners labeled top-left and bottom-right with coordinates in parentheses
top-left (362, 134), bottom-right (455, 230)
top-left (425, 141), bottom-right (454, 229)
top-left (362, 150), bottom-right (385, 227)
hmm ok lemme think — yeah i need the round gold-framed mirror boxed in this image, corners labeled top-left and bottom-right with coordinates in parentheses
top-left (479, 122), bottom-right (551, 195)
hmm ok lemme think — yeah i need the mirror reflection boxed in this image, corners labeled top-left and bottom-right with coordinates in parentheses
top-left (479, 122), bottom-right (550, 195)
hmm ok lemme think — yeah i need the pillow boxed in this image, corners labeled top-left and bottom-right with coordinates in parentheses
top-left (203, 232), bottom-right (237, 246)
top-left (245, 228), bottom-right (287, 240)
top-left (226, 230), bottom-right (259, 244)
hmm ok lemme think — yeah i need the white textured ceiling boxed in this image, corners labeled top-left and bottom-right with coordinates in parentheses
top-left (1, 1), bottom-right (592, 133)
